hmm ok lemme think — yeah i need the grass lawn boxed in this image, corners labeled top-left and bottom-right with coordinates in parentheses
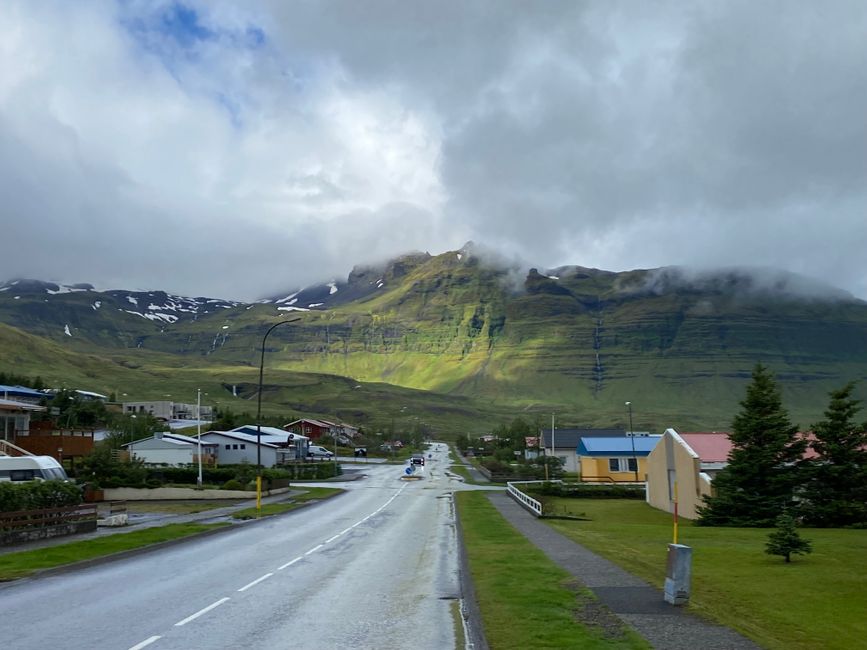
top-left (124, 500), bottom-right (243, 515)
top-left (232, 487), bottom-right (344, 520)
top-left (0, 523), bottom-right (229, 581)
top-left (543, 498), bottom-right (867, 650)
top-left (456, 491), bottom-right (650, 650)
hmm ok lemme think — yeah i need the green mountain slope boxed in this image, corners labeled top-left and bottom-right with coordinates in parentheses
top-left (2, 249), bottom-right (866, 432)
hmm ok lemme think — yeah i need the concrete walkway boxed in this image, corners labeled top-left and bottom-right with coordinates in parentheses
top-left (487, 492), bottom-right (760, 650)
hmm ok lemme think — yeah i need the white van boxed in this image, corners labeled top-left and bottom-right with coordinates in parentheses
top-left (0, 455), bottom-right (69, 482)
top-left (307, 445), bottom-right (334, 460)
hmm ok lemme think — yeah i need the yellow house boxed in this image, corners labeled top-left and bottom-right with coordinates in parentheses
top-left (577, 435), bottom-right (661, 483)
top-left (645, 429), bottom-right (732, 520)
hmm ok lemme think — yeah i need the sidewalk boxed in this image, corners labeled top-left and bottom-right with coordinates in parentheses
top-left (487, 492), bottom-right (760, 650)
top-left (452, 448), bottom-right (490, 483)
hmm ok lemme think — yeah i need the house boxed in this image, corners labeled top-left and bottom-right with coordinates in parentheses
top-left (199, 430), bottom-right (280, 467)
top-left (576, 435), bottom-right (661, 483)
top-left (0, 384), bottom-right (46, 406)
top-left (284, 418), bottom-right (358, 442)
top-left (645, 429), bottom-right (732, 520)
top-left (229, 425), bottom-right (310, 460)
top-left (122, 400), bottom-right (214, 421)
top-left (540, 428), bottom-right (628, 473)
top-left (0, 397), bottom-right (44, 449)
top-left (126, 432), bottom-right (218, 466)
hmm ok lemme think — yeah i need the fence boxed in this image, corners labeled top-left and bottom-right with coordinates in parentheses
top-left (506, 480), bottom-right (563, 517)
top-left (0, 503), bottom-right (98, 545)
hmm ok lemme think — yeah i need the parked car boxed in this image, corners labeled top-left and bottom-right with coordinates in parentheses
top-left (307, 445), bottom-right (335, 460)
top-left (410, 453), bottom-right (425, 466)
top-left (0, 455), bottom-right (69, 482)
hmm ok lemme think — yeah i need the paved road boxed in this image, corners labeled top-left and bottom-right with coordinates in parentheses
top-left (1, 444), bottom-right (478, 650)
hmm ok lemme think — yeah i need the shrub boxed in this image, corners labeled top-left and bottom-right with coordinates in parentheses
top-left (0, 481), bottom-right (83, 512)
top-left (221, 479), bottom-right (245, 491)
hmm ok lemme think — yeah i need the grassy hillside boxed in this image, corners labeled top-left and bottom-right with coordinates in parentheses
top-left (3, 251), bottom-right (867, 433)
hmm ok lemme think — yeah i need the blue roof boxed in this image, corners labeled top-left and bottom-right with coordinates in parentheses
top-left (0, 385), bottom-right (46, 398)
top-left (578, 436), bottom-right (661, 456)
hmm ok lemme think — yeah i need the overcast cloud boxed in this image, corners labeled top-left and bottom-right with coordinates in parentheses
top-left (0, 1), bottom-right (865, 300)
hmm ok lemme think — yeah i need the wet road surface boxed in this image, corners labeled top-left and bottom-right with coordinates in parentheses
top-left (1, 444), bottom-right (472, 650)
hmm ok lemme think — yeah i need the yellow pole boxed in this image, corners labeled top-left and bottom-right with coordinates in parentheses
top-left (256, 475), bottom-right (262, 517)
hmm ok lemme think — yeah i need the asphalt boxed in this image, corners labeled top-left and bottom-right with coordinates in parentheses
top-left (487, 492), bottom-right (761, 650)
top-left (452, 448), bottom-right (490, 483)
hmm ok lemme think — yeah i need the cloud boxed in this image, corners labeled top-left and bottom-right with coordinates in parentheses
top-left (0, 1), bottom-right (865, 300)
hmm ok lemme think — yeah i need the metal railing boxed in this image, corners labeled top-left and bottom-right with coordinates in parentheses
top-left (506, 480), bottom-right (563, 517)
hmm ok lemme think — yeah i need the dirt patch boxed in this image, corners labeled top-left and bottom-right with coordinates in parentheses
top-left (564, 579), bottom-right (631, 641)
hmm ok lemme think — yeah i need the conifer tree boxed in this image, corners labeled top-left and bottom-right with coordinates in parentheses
top-left (802, 383), bottom-right (867, 527)
top-left (698, 364), bottom-right (807, 526)
top-left (765, 512), bottom-right (812, 562)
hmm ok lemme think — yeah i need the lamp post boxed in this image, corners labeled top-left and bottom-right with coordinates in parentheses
top-left (625, 401), bottom-right (638, 482)
top-left (196, 388), bottom-right (202, 489)
top-left (256, 318), bottom-right (301, 469)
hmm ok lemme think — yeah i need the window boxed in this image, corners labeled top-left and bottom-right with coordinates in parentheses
top-left (225, 444), bottom-right (231, 450)
top-left (232, 444), bottom-right (238, 450)
top-left (240, 444), bottom-right (246, 450)
top-left (609, 458), bottom-right (639, 472)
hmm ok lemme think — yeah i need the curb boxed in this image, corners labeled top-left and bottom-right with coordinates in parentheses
top-left (453, 493), bottom-right (490, 650)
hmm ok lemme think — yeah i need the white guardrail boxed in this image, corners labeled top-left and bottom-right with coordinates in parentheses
top-left (506, 480), bottom-right (563, 517)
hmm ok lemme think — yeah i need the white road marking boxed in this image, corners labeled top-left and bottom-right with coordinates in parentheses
top-left (339, 527), bottom-right (353, 535)
top-left (278, 557), bottom-right (302, 570)
top-left (238, 572), bottom-right (274, 592)
top-left (305, 544), bottom-right (324, 555)
top-left (325, 534), bottom-right (341, 543)
top-left (128, 636), bottom-right (161, 650)
top-left (174, 597), bottom-right (230, 626)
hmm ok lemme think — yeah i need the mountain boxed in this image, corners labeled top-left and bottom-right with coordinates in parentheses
top-left (2, 248), bottom-right (866, 433)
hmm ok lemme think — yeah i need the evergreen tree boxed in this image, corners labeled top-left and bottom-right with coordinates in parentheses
top-left (765, 512), bottom-right (812, 563)
top-left (698, 364), bottom-right (807, 526)
top-left (801, 383), bottom-right (867, 527)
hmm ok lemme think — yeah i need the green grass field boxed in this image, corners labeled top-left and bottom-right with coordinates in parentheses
top-left (456, 491), bottom-right (650, 650)
top-left (543, 498), bottom-right (867, 650)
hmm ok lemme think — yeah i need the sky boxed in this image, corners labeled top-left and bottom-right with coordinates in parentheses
top-left (1, 1), bottom-right (865, 301)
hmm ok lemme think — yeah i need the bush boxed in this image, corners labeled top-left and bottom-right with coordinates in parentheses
top-left (221, 479), bottom-right (245, 491)
top-left (0, 481), bottom-right (83, 512)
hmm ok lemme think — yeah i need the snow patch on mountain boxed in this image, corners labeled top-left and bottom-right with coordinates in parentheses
top-left (64, 324), bottom-right (72, 336)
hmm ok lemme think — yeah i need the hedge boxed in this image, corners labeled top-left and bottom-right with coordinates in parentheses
top-left (0, 481), bottom-right (83, 512)
top-left (529, 482), bottom-right (645, 499)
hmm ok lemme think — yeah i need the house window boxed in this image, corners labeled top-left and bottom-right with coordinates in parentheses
top-left (225, 444), bottom-right (231, 450)
top-left (232, 444), bottom-right (238, 450)
top-left (609, 458), bottom-right (638, 472)
top-left (240, 444), bottom-right (246, 450)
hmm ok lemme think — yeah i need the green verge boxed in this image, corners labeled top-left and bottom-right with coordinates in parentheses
top-left (232, 487), bottom-right (344, 520)
top-left (543, 498), bottom-right (867, 650)
top-left (455, 491), bottom-right (650, 650)
top-left (0, 523), bottom-right (229, 581)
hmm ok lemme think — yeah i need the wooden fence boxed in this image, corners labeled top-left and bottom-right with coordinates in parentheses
top-left (0, 504), bottom-right (98, 544)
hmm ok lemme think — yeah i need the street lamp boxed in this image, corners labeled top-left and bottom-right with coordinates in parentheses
top-left (256, 318), bottom-right (301, 469)
top-left (625, 401), bottom-right (638, 482)
top-left (196, 388), bottom-right (202, 489)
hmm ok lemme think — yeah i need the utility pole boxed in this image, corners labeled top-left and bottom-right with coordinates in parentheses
top-left (196, 388), bottom-right (202, 489)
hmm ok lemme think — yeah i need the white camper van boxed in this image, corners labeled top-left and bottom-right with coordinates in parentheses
top-left (0, 455), bottom-right (69, 482)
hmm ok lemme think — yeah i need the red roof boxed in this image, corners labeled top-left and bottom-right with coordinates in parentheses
top-left (681, 431), bottom-right (820, 462)
top-left (680, 432), bottom-right (732, 463)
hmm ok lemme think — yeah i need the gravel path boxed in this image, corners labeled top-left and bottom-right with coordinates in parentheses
top-left (487, 492), bottom-right (761, 650)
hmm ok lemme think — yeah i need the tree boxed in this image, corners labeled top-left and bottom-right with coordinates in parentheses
top-left (698, 364), bottom-right (807, 526)
top-left (801, 383), bottom-right (867, 527)
top-left (765, 512), bottom-right (812, 563)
